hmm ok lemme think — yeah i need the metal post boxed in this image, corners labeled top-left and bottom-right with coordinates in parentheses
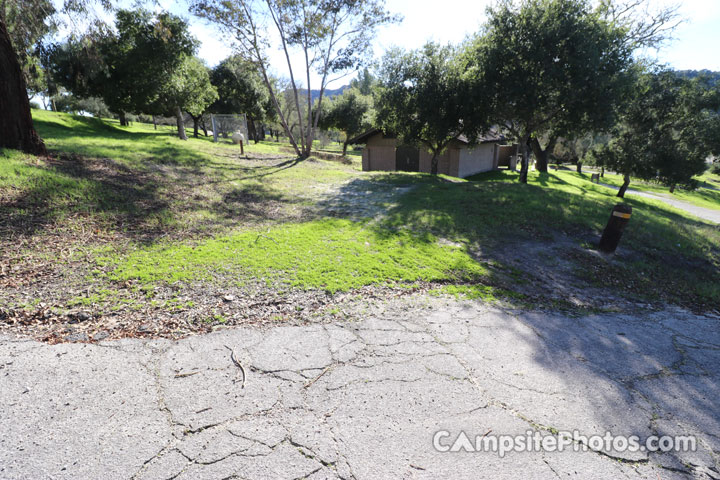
top-left (211, 114), bottom-right (218, 143)
top-left (599, 204), bottom-right (632, 253)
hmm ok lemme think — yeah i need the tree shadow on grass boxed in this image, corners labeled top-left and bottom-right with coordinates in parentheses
top-left (201, 157), bottom-right (306, 184)
top-left (0, 151), bottom-right (308, 245)
top-left (34, 116), bottom-right (213, 168)
top-left (0, 153), bottom-right (168, 241)
top-left (317, 170), bottom-right (719, 308)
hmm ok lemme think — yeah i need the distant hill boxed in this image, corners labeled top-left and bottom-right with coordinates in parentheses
top-left (675, 69), bottom-right (720, 86)
top-left (296, 85), bottom-right (349, 103)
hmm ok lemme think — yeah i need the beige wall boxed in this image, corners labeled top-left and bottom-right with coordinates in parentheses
top-left (457, 143), bottom-right (498, 177)
top-left (362, 133), bottom-right (398, 172)
top-left (419, 143), bottom-right (461, 176)
top-left (363, 134), bottom-right (501, 177)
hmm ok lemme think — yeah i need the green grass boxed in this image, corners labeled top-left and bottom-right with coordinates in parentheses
top-left (31, 109), bottom-right (284, 167)
top-left (99, 218), bottom-right (488, 293)
top-left (0, 147), bottom-right (151, 223)
top-left (3, 110), bottom-right (719, 316)
top-left (590, 170), bottom-right (720, 212)
top-left (7, 109), bottom-right (363, 237)
top-left (414, 169), bottom-right (720, 306)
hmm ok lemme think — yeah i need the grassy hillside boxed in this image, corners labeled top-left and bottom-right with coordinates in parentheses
top-left (1, 110), bottom-right (718, 340)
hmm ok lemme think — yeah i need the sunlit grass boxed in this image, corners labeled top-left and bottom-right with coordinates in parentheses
top-left (99, 218), bottom-right (488, 293)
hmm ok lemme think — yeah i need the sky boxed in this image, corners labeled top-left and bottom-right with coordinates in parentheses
top-left (57, 0), bottom-right (720, 87)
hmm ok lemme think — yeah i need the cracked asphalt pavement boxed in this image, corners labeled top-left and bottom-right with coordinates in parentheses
top-left (1, 298), bottom-right (719, 479)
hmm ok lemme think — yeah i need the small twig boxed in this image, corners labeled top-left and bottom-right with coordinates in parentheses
top-left (174, 371), bottom-right (200, 379)
top-left (224, 345), bottom-right (246, 389)
top-left (254, 233), bottom-right (279, 245)
top-left (303, 363), bottom-right (335, 389)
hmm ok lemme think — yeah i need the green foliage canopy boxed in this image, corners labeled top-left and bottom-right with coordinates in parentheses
top-left (47, 9), bottom-right (198, 122)
top-left (319, 88), bottom-right (373, 154)
top-left (375, 43), bottom-right (479, 174)
top-left (590, 71), bottom-right (720, 191)
top-left (460, 0), bottom-right (633, 179)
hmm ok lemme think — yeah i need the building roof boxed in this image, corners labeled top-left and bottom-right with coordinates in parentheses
top-left (347, 128), bottom-right (506, 146)
top-left (347, 128), bottom-right (384, 145)
top-left (455, 129), bottom-right (506, 144)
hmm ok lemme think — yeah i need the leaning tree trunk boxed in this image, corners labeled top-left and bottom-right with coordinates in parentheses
top-left (0, 18), bottom-right (46, 155)
top-left (175, 106), bottom-right (187, 140)
top-left (617, 174), bottom-right (630, 198)
top-left (342, 141), bottom-right (349, 156)
top-left (519, 135), bottom-right (530, 184)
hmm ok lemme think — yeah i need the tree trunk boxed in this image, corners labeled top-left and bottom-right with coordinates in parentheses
top-left (119, 111), bottom-right (127, 127)
top-left (669, 184), bottom-right (676, 194)
top-left (188, 113), bottom-right (199, 138)
top-left (617, 174), bottom-right (630, 198)
top-left (152, 115), bottom-right (157, 130)
top-left (0, 18), bottom-right (46, 155)
top-left (530, 136), bottom-right (556, 174)
top-left (519, 135), bottom-right (530, 184)
top-left (601, 166), bottom-right (605, 177)
top-left (430, 151), bottom-right (439, 175)
top-left (342, 141), bottom-right (348, 156)
top-left (247, 116), bottom-right (256, 143)
top-left (576, 162), bottom-right (582, 174)
top-left (201, 118), bottom-right (208, 137)
top-left (176, 106), bottom-right (187, 140)
top-left (50, 97), bottom-right (57, 112)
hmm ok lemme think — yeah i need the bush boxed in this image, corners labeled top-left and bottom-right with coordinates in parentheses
top-left (711, 162), bottom-right (720, 175)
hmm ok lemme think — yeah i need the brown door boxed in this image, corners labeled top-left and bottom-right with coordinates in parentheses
top-left (396, 145), bottom-right (419, 172)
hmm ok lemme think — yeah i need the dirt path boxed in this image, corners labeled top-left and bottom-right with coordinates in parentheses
top-left (2, 296), bottom-right (718, 479)
top-left (599, 183), bottom-right (720, 224)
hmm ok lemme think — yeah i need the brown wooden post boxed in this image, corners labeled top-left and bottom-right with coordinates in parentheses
top-left (599, 204), bottom-right (632, 253)
top-left (240, 140), bottom-right (244, 155)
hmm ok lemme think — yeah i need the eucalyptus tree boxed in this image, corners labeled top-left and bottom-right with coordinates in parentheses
top-left (191, 0), bottom-right (399, 158)
top-left (0, 0), bottom-right (60, 153)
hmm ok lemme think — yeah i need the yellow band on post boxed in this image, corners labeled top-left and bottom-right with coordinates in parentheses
top-left (612, 212), bottom-right (631, 219)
